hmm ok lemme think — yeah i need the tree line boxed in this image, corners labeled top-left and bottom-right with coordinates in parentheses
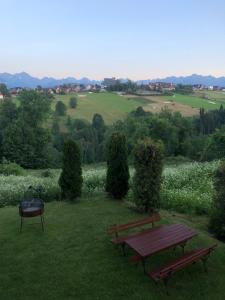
top-left (1, 87), bottom-right (225, 168)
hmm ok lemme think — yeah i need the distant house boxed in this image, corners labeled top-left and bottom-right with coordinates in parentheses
top-left (102, 77), bottom-right (117, 87)
top-left (74, 86), bottom-right (81, 93)
top-left (0, 93), bottom-right (4, 100)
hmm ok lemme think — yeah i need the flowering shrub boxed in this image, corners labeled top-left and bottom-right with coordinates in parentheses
top-left (0, 161), bottom-right (220, 215)
top-left (160, 161), bottom-right (220, 214)
top-left (0, 175), bottom-right (60, 207)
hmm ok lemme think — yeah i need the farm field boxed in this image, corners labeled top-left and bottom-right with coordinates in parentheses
top-left (53, 92), bottom-right (148, 124)
top-left (0, 197), bottom-right (224, 300)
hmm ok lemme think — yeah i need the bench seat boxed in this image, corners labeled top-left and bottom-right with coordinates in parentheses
top-left (147, 245), bottom-right (217, 283)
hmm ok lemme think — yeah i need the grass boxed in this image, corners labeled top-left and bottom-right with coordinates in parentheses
top-left (0, 197), bottom-right (224, 300)
top-left (194, 91), bottom-right (225, 102)
top-left (53, 92), bottom-right (147, 124)
top-left (165, 94), bottom-right (222, 110)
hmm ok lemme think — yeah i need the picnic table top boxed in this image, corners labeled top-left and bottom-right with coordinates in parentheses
top-left (125, 223), bottom-right (197, 258)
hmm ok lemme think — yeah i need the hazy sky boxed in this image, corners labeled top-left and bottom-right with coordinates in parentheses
top-left (1, 0), bottom-right (225, 80)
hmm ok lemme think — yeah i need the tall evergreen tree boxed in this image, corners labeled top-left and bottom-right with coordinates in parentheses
top-left (133, 139), bottom-right (163, 213)
top-left (106, 132), bottom-right (129, 199)
top-left (59, 140), bottom-right (83, 200)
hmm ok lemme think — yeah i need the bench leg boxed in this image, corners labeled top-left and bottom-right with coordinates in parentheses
top-left (163, 273), bottom-right (172, 296)
top-left (180, 242), bottom-right (187, 254)
top-left (201, 256), bottom-right (209, 273)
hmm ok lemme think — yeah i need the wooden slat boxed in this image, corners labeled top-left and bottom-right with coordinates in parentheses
top-left (108, 213), bottom-right (160, 234)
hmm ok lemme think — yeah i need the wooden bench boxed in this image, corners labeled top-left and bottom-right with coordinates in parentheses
top-left (107, 213), bottom-right (161, 253)
top-left (147, 244), bottom-right (217, 293)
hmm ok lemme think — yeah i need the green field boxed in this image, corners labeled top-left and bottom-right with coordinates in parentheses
top-left (164, 92), bottom-right (225, 110)
top-left (0, 198), bottom-right (224, 300)
top-left (53, 92), bottom-right (147, 124)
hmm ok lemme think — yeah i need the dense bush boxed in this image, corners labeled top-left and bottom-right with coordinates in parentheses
top-left (106, 132), bottom-right (129, 199)
top-left (59, 140), bottom-right (83, 200)
top-left (201, 128), bottom-right (225, 161)
top-left (0, 161), bottom-right (24, 176)
top-left (69, 97), bottom-right (77, 109)
top-left (55, 100), bottom-right (67, 116)
top-left (133, 139), bottom-right (163, 213)
top-left (209, 161), bottom-right (225, 241)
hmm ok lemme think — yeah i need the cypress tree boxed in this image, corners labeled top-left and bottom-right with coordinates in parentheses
top-left (133, 139), bottom-right (163, 213)
top-left (106, 132), bottom-right (129, 199)
top-left (59, 139), bottom-right (83, 200)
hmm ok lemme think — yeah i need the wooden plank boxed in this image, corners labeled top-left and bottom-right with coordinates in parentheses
top-left (148, 245), bottom-right (217, 282)
top-left (108, 213), bottom-right (160, 234)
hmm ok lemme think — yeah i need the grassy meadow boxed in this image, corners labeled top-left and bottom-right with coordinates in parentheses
top-left (164, 93), bottom-right (224, 110)
top-left (53, 92), bottom-right (148, 124)
top-left (14, 90), bottom-right (225, 126)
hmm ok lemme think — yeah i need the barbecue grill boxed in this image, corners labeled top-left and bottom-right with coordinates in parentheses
top-left (19, 198), bottom-right (44, 232)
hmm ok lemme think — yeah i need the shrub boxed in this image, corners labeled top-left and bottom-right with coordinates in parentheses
top-left (0, 160), bottom-right (24, 176)
top-left (55, 101), bottom-right (67, 116)
top-left (209, 161), bottom-right (225, 241)
top-left (106, 132), bottom-right (129, 199)
top-left (133, 139), bottom-right (163, 213)
top-left (59, 140), bottom-right (83, 200)
top-left (69, 97), bottom-right (77, 109)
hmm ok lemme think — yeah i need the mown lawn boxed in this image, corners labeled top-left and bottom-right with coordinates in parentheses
top-left (0, 197), bottom-right (224, 300)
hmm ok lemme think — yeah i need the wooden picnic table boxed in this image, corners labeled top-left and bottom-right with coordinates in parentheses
top-left (125, 223), bottom-right (197, 272)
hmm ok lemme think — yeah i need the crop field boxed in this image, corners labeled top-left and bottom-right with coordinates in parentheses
top-left (53, 92), bottom-right (148, 124)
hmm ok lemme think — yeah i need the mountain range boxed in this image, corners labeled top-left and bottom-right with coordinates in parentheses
top-left (0, 72), bottom-right (225, 88)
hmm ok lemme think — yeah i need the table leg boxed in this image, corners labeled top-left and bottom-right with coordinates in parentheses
top-left (141, 258), bottom-right (146, 274)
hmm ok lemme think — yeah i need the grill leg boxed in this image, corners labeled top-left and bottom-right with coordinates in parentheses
top-left (41, 215), bottom-right (44, 232)
top-left (20, 217), bottom-right (23, 232)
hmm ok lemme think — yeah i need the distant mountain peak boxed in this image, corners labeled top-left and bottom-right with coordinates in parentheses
top-left (0, 72), bottom-right (100, 88)
top-left (137, 74), bottom-right (225, 87)
top-left (1, 72), bottom-right (225, 88)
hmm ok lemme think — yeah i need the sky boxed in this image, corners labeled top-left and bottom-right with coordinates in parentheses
top-left (1, 0), bottom-right (225, 80)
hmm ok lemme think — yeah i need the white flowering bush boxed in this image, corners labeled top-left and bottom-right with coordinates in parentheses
top-left (160, 161), bottom-right (220, 214)
top-left (0, 175), bottom-right (60, 207)
top-left (82, 168), bottom-right (106, 193)
top-left (0, 161), bottom-right (220, 215)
